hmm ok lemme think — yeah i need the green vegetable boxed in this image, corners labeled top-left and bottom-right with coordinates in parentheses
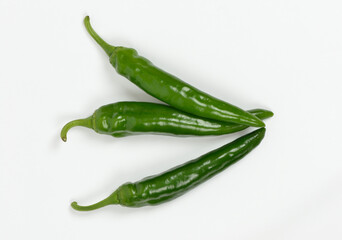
top-left (71, 128), bottom-right (265, 210)
top-left (83, 16), bottom-right (265, 128)
top-left (61, 101), bottom-right (273, 141)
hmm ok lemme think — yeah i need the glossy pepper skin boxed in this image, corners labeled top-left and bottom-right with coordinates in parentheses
top-left (71, 128), bottom-right (265, 210)
top-left (60, 101), bottom-right (273, 141)
top-left (83, 16), bottom-right (265, 128)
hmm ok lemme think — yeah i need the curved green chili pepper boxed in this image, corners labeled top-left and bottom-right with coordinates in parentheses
top-left (71, 128), bottom-right (265, 210)
top-left (83, 16), bottom-right (265, 128)
top-left (61, 101), bottom-right (273, 141)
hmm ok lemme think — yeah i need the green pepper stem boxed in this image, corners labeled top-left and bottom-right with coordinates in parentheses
top-left (71, 192), bottom-right (119, 211)
top-left (84, 16), bottom-right (116, 57)
top-left (60, 116), bottom-right (93, 142)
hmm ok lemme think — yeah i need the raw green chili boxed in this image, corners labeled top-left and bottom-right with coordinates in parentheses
top-left (71, 128), bottom-right (265, 210)
top-left (61, 101), bottom-right (272, 141)
top-left (83, 16), bottom-right (265, 128)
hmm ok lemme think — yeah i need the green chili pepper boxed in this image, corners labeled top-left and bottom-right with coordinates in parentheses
top-left (61, 101), bottom-right (272, 141)
top-left (83, 16), bottom-right (265, 128)
top-left (71, 128), bottom-right (265, 210)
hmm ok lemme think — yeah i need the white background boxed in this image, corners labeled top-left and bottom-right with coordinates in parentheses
top-left (1, 0), bottom-right (341, 239)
